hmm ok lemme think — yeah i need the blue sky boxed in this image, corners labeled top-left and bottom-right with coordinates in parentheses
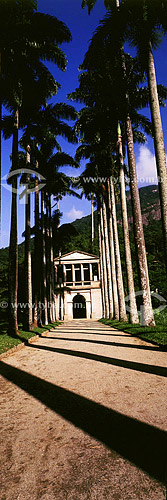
top-left (1, 0), bottom-right (167, 248)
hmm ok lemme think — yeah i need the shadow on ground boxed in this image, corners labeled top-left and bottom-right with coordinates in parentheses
top-left (28, 344), bottom-right (167, 378)
top-left (44, 336), bottom-right (163, 352)
top-left (0, 360), bottom-right (166, 485)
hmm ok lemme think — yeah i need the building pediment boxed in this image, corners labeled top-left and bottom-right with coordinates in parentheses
top-left (54, 250), bottom-right (99, 263)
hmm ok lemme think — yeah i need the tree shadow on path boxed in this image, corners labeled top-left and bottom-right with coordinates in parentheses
top-left (28, 344), bottom-right (167, 378)
top-left (0, 361), bottom-right (166, 485)
top-left (57, 329), bottom-right (131, 337)
top-left (44, 336), bottom-right (162, 352)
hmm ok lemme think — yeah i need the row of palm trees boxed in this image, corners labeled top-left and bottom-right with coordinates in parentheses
top-left (67, 0), bottom-right (167, 326)
top-left (1, 1), bottom-right (79, 336)
top-left (81, 0), bottom-right (167, 261)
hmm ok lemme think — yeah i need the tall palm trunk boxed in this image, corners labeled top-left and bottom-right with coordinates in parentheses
top-left (33, 150), bottom-right (39, 327)
top-left (23, 146), bottom-right (32, 331)
top-left (118, 122), bottom-right (139, 324)
top-left (110, 176), bottom-right (128, 321)
top-left (49, 195), bottom-right (56, 322)
top-left (126, 115), bottom-right (155, 326)
top-left (118, 37), bottom-right (155, 326)
top-left (100, 200), bottom-right (109, 318)
top-left (91, 193), bottom-right (94, 251)
top-left (98, 211), bottom-right (105, 317)
top-left (102, 197), bottom-right (113, 319)
top-left (107, 179), bottom-right (119, 320)
top-left (41, 189), bottom-right (48, 325)
top-left (147, 41), bottom-right (167, 272)
top-left (50, 227), bottom-right (56, 322)
top-left (45, 193), bottom-right (51, 322)
top-left (8, 109), bottom-right (19, 336)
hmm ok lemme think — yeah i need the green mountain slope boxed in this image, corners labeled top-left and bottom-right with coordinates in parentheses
top-left (71, 185), bottom-right (161, 234)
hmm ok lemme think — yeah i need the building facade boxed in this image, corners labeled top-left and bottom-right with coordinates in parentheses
top-left (54, 251), bottom-right (102, 321)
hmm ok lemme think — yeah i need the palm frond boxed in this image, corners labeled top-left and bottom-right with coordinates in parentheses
top-left (75, 144), bottom-right (96, 162)
top-left (31, 12), bottom-right (72, 45)
top-left (81, 0), bottom-right (97, 14)
top-left (54, 122), bottom-right (78, 144)
top-left (48, 152), bottom-right (79, 169)
top-left (41, 45), bottom-right (68, 71)
top-left (2, 115), bottom-right (15, 139)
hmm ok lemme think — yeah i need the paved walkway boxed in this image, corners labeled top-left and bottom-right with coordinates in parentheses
top-left (0, 320), bottom-right (167, 500)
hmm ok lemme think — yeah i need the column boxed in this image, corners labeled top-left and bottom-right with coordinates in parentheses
top-left (89, 263), bottom-right (93, 282)
top-left (72, 264), bottom-right (75, 284)
top-left (81, 263), bottom-right (84, 283)
top-left (63, 264), bottom-right (66, 284)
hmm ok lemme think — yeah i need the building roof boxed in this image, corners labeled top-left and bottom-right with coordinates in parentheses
top-left (54, 250), bottom-right (99, 263)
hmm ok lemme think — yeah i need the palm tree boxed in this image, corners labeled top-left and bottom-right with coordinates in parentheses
top-left (40, 187), bottom-right (48, 325)
top-left (1, 1), bottom-right (74, 335)
top-left (102, 195), bottom-right (113, 319)
top-left (117, 122), bottom-right (139, 324)
top-left (99, 199), bottom-right (109, 318)
top-left (19, 67), bottom-right (64, 328)
top-left (23, 146), bottom-right (33, 331)
top-left (72, 87), bottom-right (140, 322)
top-left (120, 53), bottom-right (155, 325)
top-left (73, 156), bottom-right (112, 319)
top-left (113, 1), bottom-right (138, 323)
top-left (78, 13), bottom-right (156, 325)
top-left (0, 0), bottom-right (37, 238)
top-left (119, 0), bottom-right (167, 272)
top-left (76, 147), bottom-right (124, 321)
top-left (81, 0), bottom-right (167, 324)
top-left (49, 196), bottom-right (56, 322)
top-left (18, 68), bottom-right (65, 330)
top-left (107, 178), bottom-right (119, 320)
top-left (27, 103), bottom-right (77, 325)
top-left (19, 147), bottom-right (38, 332)
top-left (98, 209), bottom-right (106, 317)
top-left (8, 110), bottom-right (19, 336)
top-left (1, 4), bottom-right (35, 335)
top-left (109, 175), bottom-right (128, 322)
top-left (126, 113), bottom-right (155, 325)
top-left (73, 109), bottom-right (129, 321)
top-left (34, 146), bottom-right (40, 327)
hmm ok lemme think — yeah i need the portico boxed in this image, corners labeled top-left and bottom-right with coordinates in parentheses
top-left (54, 251), bottom-right (102, 321)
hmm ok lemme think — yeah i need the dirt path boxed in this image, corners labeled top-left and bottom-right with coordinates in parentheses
top-left (0, 320), bottom-right (167, 500)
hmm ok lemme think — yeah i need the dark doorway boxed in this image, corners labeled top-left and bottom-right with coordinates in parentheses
top-left (73, 295), bottom-right (86, 319)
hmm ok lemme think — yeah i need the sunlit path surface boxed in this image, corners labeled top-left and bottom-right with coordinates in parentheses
top-left (0, 320), bottom-right (166, 499)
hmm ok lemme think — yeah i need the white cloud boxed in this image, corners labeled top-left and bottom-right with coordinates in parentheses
top-left (0, 230), bottom-right (10, 249)
top-left (66, 205), bottom-right (84, 221)
top-left (65, 168), bottom-right (80, 178)
top-left (136, 146), bottom-right (158, 186)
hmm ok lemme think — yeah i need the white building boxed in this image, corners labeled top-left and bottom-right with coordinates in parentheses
top-left (54, 251), bottom-right (102, 321)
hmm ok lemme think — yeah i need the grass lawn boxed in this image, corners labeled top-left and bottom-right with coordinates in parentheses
top-left (99, 309), bottom-right (167, 346)
top-left (0, 321), bottom-right (61, 355)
